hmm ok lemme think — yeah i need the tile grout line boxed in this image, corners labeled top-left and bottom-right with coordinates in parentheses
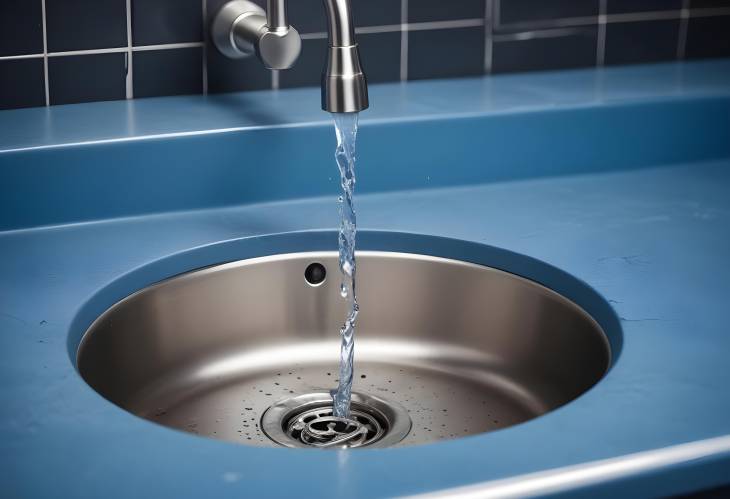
top-left (494, 0), bottom-right (502, 29)
top-left (133, 42), bottom-right (205, 52)
top-left (2, 6), bottom-right (729, 62)
top-left (484, 0), bottom-right (493, 74)
top-left (125, 0), bottom-right (134, 99)
top-left (41, 0), bottom-right (49, 106)
top-left (493, 27), bottom-right (591, 42)
top-left (596, 0), bottom-right (607, 67)
top-left (400, 0), bottom-right (409, 81)
top-left (202, 0), bottom-right (208, 95)
top-left (272, 70), bottom-right (280, 90)
top-left (677, 0), bottom-right (691, 60)
top-left (301, 19), bottom-right (485, 39)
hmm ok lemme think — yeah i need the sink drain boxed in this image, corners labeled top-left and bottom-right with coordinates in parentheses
top-left (261, 392), bottom-right (411, 449)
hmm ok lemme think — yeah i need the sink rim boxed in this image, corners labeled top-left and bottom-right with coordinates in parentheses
top-left (68, 230), bottom-right (623, 373)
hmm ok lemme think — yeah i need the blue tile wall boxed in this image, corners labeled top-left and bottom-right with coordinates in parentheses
top-left (46, 0), bottom-right (128, 52)
top-left (0, 0), bottom-right (44, 57)
top-left (1, 0), bottom-right (730, 110)
top-left (492, 27), bottom-right (598, 74)
top-left (48, 53), bottom-right (127, 105)
top-left (605, 20), bottom-right (681, 66)
top-left (0, 59), bottom-right (46, 109)
top-left (133, 48), bottom-right (204, 98)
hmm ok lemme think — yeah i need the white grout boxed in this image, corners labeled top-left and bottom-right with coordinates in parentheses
top-left (201, 0), bottom-right (208, 95)
top-left (1, 53), bottom-right (44, 60)
top-left (133, 42), bottom-right (205, 52)
top-left (125, 0), bottom-right (134, 99)
top-left (300, 32), bottom-right (328, 40)
top-left (301, 19), bottom-right (485, 41)
top-left (47, 47), bottom-right (129, 57)
top-left (356, 23), bottom-right (402, 35)
top-left (484, 0), bottom-right (493, 74)
top-left (677, 0), bottom-right (691, 59)
top-left (3, 3), bottom-right (730, 107)
top-left (2, 6), bottom-right (728, 63)
top-left (608, 9), bottom-right (682, 22)
top-left (406, 19), bottom-right (485, 31)
top-left (496, 15), bottom-right (598, 31)
top-left (41, 0), bottom-right (49, 106)
top-left (493, 27), bottom-right (592, 43)
top-left (596, 0), bottom-right (607, 66)
top-left (495, 6), bottom-right (730, 32)
top-left (271, 70), bottom-right (280, 90)
top-left (400, 0), bottom-right (408, 81)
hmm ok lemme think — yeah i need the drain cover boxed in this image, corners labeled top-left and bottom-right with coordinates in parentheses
top-left (261, 392), bottom-right (411, 449)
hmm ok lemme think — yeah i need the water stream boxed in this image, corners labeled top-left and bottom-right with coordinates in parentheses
top-left (331, 112), bottom-right (360, 419)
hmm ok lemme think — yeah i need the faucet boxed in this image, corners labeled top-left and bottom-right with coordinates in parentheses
top-left (211, 0), bottom-right (369, 113)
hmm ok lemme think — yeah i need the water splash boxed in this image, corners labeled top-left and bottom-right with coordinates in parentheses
top-left (331, 112), bottom-right (359, 419)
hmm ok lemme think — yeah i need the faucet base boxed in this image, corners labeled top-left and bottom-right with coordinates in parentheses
top-left (211, 0), bottom-right (266, 59)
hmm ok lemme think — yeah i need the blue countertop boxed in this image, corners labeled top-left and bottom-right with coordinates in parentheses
top-left (1, 61), bottom-right (730, 498)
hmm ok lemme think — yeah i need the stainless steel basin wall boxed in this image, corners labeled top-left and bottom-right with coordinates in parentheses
top-left (77, 252), bottom-right (611, 447)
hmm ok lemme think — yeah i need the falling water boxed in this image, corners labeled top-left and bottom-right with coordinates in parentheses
top-left (331, 112), bottom-right (359, 419)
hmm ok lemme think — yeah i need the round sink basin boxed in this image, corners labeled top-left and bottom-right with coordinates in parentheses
top-left (77, 251), bottom-right (611, 448)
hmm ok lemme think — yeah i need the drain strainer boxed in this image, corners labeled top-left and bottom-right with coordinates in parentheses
top-left (261, 392), bottom-right (411, 449)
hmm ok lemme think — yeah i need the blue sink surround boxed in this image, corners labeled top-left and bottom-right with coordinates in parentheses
top-left (1, 60), bottom-right (730, 498)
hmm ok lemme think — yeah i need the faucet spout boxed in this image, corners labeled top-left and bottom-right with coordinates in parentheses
top-left (321, 0), bottom-right (369, 113)
top-left (211, 0), bottom-right (368, 113)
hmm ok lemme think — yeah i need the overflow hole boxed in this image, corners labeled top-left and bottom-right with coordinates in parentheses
top-left (304, 262), bottom-right (327, 286)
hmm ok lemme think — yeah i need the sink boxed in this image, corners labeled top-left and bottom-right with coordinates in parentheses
top-left (77, 251), bottom-right (611, 448)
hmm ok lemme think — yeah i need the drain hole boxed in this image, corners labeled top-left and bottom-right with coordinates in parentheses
top-left (286, 406), bottom-right (385, 448)
top-left (304, 262), bottom-right (327, 286)
top-left (261, 392), bottom-right (411, 449)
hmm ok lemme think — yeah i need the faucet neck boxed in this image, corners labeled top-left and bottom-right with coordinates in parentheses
top-left (266, 0), bottom-right (288, 30)
top-left (323, 0), bottom-right (356, 47)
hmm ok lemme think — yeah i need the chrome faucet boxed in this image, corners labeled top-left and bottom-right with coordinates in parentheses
top-left (211, 0), bottom-right (369, 113)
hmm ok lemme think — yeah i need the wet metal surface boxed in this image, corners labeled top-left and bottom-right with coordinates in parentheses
top-left (77, 252), bottom-right (610, 447)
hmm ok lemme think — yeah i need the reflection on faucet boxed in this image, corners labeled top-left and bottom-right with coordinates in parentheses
top-left (211, 0), bottom-right (369, 113)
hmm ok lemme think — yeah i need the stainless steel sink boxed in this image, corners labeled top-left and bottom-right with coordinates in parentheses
top-left (77, 252), bottom-right (611, 448)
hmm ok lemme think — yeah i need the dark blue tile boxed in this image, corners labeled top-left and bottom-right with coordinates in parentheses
top-left (607, 0), bottom-right (682, 13)
top-left (498, 0), bottom-right (599, 26)
top-left (46, 0), bottom-right (127, 52)
top-left (48, 53), bottom-right (126, 105)
top-left (0, 0), bottom-right (43, 56)
top-left (206, 43), bottom-right (272, 93)
top-left (279, 37), bottom-right (327, 88)
top-left (409, 0), bottom-right (484, 23)
top-left (605, 20), bottom-right (680, 65)
top-left (358, 31), bottom-right (401, 83)
top-left (286, 0), bottom-right (327, 34)
top-left (133, 0), bottom-right (202, 46)
top-left (353, 0), bottom-right (401, 27)
top-left (0, 58), bottom-right (46, 110)
top-left (685, 15), bottom-right (730, 59)
top-left (691, 0), bottom-right (730, 7)
top-left (133, 48), bottom-right (203, 98)
top-left (408, 27), bottom-right (484, 80)
top-left (492, 27), bottom-right (597, 73)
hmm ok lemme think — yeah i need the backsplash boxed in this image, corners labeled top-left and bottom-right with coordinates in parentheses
top-left (1, 0), bottom-right (729, 110)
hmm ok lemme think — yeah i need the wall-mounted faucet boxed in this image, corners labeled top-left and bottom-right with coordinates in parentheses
top-left (211, 0), bottom-right (369, 113)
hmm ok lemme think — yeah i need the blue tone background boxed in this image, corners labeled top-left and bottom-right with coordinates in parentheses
top-left (2, 0), bottom-right (730, 109)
